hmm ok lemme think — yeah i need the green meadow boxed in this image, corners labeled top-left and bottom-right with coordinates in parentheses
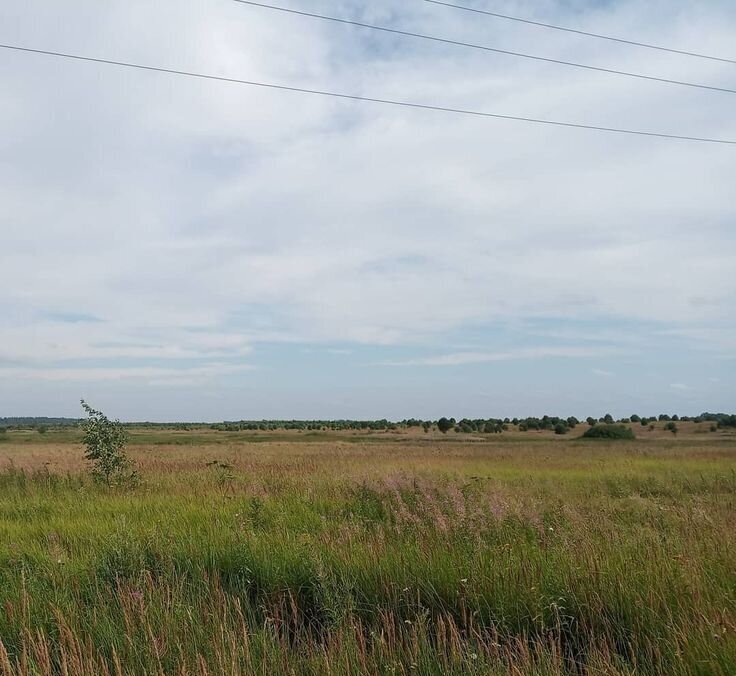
top-left (0, 428), bottom-right (735, 675)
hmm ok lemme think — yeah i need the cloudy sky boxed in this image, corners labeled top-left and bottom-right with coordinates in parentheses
top-left (1, 0), bottom-right (735, 421)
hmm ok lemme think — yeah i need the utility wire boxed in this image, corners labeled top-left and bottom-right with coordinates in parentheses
top-left (424, 0), bottom-right (736, 66)
top-left (1, 42), bottom-right (735, 145)
top-left (232, 1), bottom-right (736, 96)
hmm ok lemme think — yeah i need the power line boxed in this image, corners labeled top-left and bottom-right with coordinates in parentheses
top-left (424, 0), bottom-right (736, 66)
top-left (232, 1), bottom-right (736, 96)
top-left (1, 42), bottom-right (734, 145)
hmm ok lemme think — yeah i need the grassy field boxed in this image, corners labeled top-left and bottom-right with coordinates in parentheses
top-left (0, 426), bottom-right (735, 675)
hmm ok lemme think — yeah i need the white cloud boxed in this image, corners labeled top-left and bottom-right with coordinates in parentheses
top-left (382, 346), bottom-right (622, 367)
top-left (1, 0), bottom-right (735, 415)
top-left (0, 322), bottom-right (252, 363)
top-left (0, 363), bottom-right (253, 384)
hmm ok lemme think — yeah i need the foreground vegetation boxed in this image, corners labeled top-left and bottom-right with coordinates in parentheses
top-left (0, 430), bottom-right (735, 675)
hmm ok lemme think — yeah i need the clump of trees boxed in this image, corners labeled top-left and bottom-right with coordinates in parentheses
top-left (516, 415), bottom-right (577, 435)
top-left (437, 417), bottom-right (455, 434)
top-left (453, 418), bottom-right (506, 434)
top-left (709, 414), bottom-right (736, 429)
top-left (582, 424), bottom-right (636, 440)
top-left (80, 400), bottom-right (137, 487)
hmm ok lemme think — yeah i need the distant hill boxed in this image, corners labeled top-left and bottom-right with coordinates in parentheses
top-left (0, 417), bottom-right (81, 427)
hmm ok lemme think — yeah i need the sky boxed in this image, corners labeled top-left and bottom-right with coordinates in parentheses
top-left (1, 0), bottom-right (735, 422)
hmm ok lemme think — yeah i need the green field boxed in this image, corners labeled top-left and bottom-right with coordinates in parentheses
top-left (0, 428), bottom-right (735, 675)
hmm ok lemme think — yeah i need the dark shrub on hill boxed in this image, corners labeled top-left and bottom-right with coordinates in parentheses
top-left (437, 417), bottom-right (454, 434)
top-left (718, 415), bottom-right (736, 429)
top-left (582, 424), bottom-right (636, 440)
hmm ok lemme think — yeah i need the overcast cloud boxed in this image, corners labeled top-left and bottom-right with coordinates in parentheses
top-left (1, 0), bottom-right (734, 420)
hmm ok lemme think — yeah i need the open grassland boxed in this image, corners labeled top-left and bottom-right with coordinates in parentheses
top-left (0, 428), bottom-right (735, 675)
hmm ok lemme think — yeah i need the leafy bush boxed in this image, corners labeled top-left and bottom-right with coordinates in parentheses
top-left (80, 400), bottom-right (137, 487)
top-left (436, 417), bottom-right (454, 434)
top-left (664, 421), bottom-right (678, 435)
top-left (582, 424), bottom-right (635, 440)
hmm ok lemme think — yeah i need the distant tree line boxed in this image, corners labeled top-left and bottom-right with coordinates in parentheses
top-left (208, 412), bottom-right (736, 435)
top-left (0, 417), bottom-right (81, 428)
top-left (2, 413), bottom-right (734, 433)
top-left (210, 419), bottom-right (401, 432)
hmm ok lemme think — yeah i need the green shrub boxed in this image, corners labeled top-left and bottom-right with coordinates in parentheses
top-left (582, 424), bottom-right (635, 440)
top-left (80, 400), bottom-right (137, 487)
top-left (436, 417), bottom-right (454, 434)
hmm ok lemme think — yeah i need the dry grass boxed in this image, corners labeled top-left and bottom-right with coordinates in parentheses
top-left (0, 427), bottom-right (734, 675)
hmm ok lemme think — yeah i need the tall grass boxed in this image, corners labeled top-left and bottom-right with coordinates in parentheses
top-left (0, 436), bottom-right (735, 674)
